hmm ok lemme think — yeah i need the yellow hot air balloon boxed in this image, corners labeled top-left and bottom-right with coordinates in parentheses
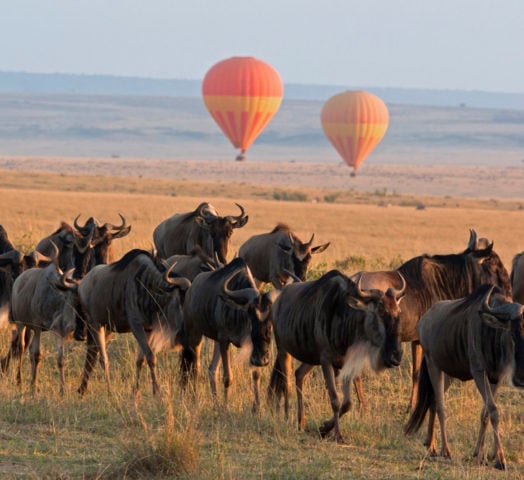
top-left (202, 56), bottom-right (284, 161)
top-left (321, 90), bottom-right (389, 176)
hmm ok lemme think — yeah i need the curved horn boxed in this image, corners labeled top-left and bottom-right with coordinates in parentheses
top-left (481, 285), bottom-right (496, 314)
top-left (73, 225), bottom-right (95, 254)
top-left (283, 269), bottom-right (302, 283)
top-left (392, 272), bottom-right (407, 299)
top-left (109, 213), bottom-right (127, 231)
top-left (73, 214), bottom-right (84, 232)
top-left (467, 229), bottom-right (478, 251)
top-left (49, 240), bottom-right (60, 264)
top-left (163, 261), bottom-right (192, 289)
top-left (355, 273), bottom-right (381, 300)
top-left (61, 268), bottom-right (77, 288)
top-left (222, 267), bottom-right (259, 305)
top-left (233, 203), bottom-right (246, 221)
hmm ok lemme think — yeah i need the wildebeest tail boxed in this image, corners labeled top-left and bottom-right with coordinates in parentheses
top-left (404, 357), bottom-right (434, 435)
top-left (267, 356), bottom-right (286, 404)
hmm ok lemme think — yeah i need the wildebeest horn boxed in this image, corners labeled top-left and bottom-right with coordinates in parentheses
top-left (73, 214), bottom-right (83, 232)
top-left (283, 269), bottom-right (302, 283)
top-left (391, 272), bottom-right (407, 299)
top-left (107, 213), bottom-right (127, 231)
top-left (163, 261), bottom-right (191, 289)
top-left (481, 285), bottom-right (496, 314)
top-left (61, 268), bottom-right (77, 288)
top-left (227, 203), bottom-right (248, 227)
top-left (73, 225), bottom-right (95, 254)
top-left (467, 229), bottom-right (478, 251)
top-left (222, 267), bottom-right (260, 305)
top-left (355, 273), bottom-right (381, 300)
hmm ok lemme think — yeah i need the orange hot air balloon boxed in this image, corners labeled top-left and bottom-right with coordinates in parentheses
top-left (202, 56), bottom-right (283, 161)
top-left (321, 90), bottom-right (389, 176)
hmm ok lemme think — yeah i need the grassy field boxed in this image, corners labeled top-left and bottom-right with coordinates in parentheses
top-left (1, 170), bottom-right (524, 479)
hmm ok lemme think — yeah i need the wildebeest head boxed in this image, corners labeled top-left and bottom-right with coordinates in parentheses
top-left (463, 229), bottom-right (511, 298)
top-left (72, 214), bottom-right (132, 278)
top-left (217, 258), bottom-right (274, 367)
top-left (35, 222), bottom-right (80, 272)
top-left (47, 265), bottom-right (81, 334)
top-left (348, 273), bottom-right (406, 368)
top-left (479, 285), bottom-right (524, 387)
top-left (196, 203), bottom-right (248, 264)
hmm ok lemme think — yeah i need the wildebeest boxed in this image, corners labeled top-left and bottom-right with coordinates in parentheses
top-left (35, 221), bottom-right (81, 273)
top-left (153, 202), bottom-right (248, 263)
top-left (239, 223), bottom-right (330, 289)
top-left (180, 257), bottom-right (277, 412)
top-left (0, 225), bottom-right (51, 326)
top-left (77, 249), bottom-right (191, 396)
top-left (404, 284), bottom-right (524, 470)
top-left (73, 213), bottom-right (132, 273)
top-left (267, 269), bottom-right (406, 443)
top-left (511, 251), bottom-right (524, 304)
top-left (352, 229), bottom-right (511, 410)
top-left (165, 245), bottom-right (222, 281)
top-left (6, 259), bottom-right (79, 395)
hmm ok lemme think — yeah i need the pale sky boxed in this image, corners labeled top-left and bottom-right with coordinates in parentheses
top-left (1, 0), bottom-right (523, 93)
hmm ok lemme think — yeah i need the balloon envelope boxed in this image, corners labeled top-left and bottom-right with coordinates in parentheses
top-left (202, 56), bottom-right (283, 160)
top-left (321, 90), bottom-right (389, 174)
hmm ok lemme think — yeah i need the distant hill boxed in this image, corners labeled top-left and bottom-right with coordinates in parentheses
top-left (1, 71), bottom-right (523, 110)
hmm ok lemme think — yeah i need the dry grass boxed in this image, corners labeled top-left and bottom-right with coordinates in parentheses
top-left (1, 170), bottom-right (524, 479)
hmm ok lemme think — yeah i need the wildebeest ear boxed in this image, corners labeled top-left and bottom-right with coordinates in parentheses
top-left (479, 311), bottom-right (510, 330)
top-left (232, 215), bottom-right (249, 228)
top-left (312, 242), bottom-right (330, 254)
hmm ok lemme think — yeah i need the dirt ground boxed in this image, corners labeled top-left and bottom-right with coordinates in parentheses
top-left (1, 155), bottom-right (523, 200)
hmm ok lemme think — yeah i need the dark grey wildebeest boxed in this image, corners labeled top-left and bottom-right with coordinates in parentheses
top-left (510, 251), bottom-right (524, 304)
top-left (77, 249), bottom-right (191, 396)
top-left (0, 225), bottom-right (52, 326)
top-left (268, 269), bottom-right (406, 443)
top-left (405, 284), bottom-right (524, 470)
top-left (351, 229), bottom-right (511, 411)
top-left (73, 213), bottom-right (132, 273)
top-left (180, 257), bottom-right (277, 412)
top-left (153, 202), bottom-right (248, 263)
top-left (7, 260), bottom-right (79, 394)
top-left (239, 223), bottom-right (330, 289)
top-left (165, 245), bottom-right (222, 281)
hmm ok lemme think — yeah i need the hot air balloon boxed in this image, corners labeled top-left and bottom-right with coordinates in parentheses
top-left (202, 56), bottom-right (283, 161)
top-left (321, 90), bottom-right (389, 176)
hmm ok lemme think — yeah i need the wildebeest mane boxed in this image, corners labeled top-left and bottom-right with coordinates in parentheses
top-left (270, 223), bottom-right (291, 234)
top-left (398, 251), bottom-right (509, 311)
top-left (208, 257), bottom-right (248, 286)
top-left (110, 248), bottom-right (154, 272)
top-left (296, 270), bottom-right (349, 320)
top-left (448, 283), bottom-right (498, 315)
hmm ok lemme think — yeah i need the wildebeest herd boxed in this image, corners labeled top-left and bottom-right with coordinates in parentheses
top-left (1, 201), bottom-right (523, 470)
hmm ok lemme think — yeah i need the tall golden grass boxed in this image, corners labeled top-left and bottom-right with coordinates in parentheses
top-left (1, 172), bottom-right (523, 479)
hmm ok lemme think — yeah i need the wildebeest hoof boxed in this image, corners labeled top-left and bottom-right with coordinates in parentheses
top-left (494, 460), bottom-right (506, 470)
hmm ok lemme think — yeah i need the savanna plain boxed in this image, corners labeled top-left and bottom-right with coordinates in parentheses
top-left (1, 162), bottom-right (524, 480)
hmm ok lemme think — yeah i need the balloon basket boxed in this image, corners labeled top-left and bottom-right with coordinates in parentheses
top-left (235, 154), bottom-right (246, 162)
top-left (350, 171), bottom-right (357, 177)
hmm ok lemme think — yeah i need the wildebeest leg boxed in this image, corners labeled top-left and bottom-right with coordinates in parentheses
top-left (28, 329), bottom-right (42, 393)
top-left (472, 372), bottom-right (505, 470)
top-left (352, 375), bottom-right (366, 411)
top-left (409, 341), bottom-right (423, 412)
top-left (426, 358), bottom-right (451, 458)
top-left (208, 341), bottom-right (221, 403)
top-left (95, 326), bottom-right (113, 394)
top-left (424, 407), bottom-right (437, 454)
top-left (267, 349), bottom-right (292, 416)
top-left (135, 348), bottom-right (146, 394)
top-left (320, 361), bottom-right (344, 443)
top-left (129, 322), bottom-right (160, 395)
top-left (78, 330), bottom-right (99, 395)
top-left (219, 341), bottom-right (233, 407)
top-left (321, 374), bottom-right (353, 437)
top-left (295, 362), bottom-right (314, 431)
top-left (56, 335), bottom-right (67, 396)
top-left (252, 368), bottom-right (261, 413)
